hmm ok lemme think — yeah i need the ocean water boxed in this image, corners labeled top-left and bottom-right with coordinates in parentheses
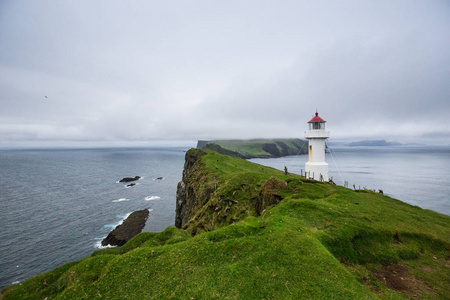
top-left (1, 145), bottom-right (449, 289)
top-left (249, 146), bottom-right (450, 216)
top-left (0, 147), bottom-right (186, 289)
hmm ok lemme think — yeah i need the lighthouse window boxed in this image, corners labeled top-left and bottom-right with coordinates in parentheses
top-left (313, 122), bottom-right (320, 129)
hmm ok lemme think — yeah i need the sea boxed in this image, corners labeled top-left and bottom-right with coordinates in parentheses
top-left (0, 145), bottom-right (449, 289)
top-left (0, 147), bottom-right (187, 290)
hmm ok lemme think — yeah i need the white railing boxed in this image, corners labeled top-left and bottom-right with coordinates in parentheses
top-left (304, 130), bottom-right (330, 138)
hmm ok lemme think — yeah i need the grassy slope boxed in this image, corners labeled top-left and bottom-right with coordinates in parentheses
top-left (211, 138), bottom-right (307, 157)
top-left (2, 150), bottom-right (449, 299)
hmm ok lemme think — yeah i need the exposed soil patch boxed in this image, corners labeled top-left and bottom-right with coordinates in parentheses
top-left (372, 264), bottom-right (436, 298)
top-left (421, 265), bottom-right (434, 273)
top-left (393, 232), bottom-right (401, 244)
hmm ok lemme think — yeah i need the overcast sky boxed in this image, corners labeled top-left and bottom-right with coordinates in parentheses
top-left (0, 0), bottom-right (449, 147)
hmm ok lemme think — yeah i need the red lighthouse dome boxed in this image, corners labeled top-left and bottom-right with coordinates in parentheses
top-left (308, 112), bottom-right (326, 123)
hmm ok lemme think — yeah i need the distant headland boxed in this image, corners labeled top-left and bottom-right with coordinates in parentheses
top-left (347, 139), bottom-right (402, 147)
top-left (197, 138), bottom-right (308, 159)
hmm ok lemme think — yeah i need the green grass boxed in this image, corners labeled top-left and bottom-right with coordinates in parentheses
top-left (2, 149), bottom-right (449, 299)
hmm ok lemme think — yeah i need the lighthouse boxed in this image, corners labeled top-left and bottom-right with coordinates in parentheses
top-left (305, 111), bottom-right (330, 181)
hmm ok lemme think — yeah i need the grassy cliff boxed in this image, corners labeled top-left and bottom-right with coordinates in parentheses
top-left (199, 138), bottom-right (308, 158)
top-left (1, 149), bottom-right (449, 299)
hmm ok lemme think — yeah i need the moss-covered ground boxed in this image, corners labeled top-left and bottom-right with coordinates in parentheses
top-left (1, 149), bottom-right (449, 299)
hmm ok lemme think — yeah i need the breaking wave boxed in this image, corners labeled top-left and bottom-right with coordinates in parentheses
top-left (112, 198), bottom-right (130, 203)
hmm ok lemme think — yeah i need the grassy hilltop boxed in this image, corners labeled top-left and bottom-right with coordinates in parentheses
top-left (1, 149), bottom-right (449, 299)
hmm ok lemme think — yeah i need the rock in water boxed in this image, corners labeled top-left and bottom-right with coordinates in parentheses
top-left (119, 176), bottom-right (141, 183)
top-left (101, 209), bottom-right (149, 247)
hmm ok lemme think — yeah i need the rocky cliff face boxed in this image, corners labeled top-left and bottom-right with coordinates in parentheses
top-left (175, 149), bottom-right (289, 235)
top-left (175, 149), bottom-right (207, 230)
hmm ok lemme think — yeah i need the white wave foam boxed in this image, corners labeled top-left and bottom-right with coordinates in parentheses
top-left (112, 198), bottom-right (130, 203)
top-left (145, 196), bottom-right (161, 201)
top-left (94, 239), bottom-right (116, 249)
top-left (11, 280), bottom-right (21, 285)
top-left (103, 212), bottom-right (132, 229)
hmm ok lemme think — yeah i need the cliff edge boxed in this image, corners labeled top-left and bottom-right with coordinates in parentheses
top-left (176, 149), bottom-right (290, 235)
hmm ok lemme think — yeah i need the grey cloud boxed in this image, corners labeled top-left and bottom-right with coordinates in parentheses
top-left (0, 0), bottom-right (449, 146)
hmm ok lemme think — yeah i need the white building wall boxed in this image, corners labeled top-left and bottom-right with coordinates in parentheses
top-left (304, 130), bottom-right (329, 181)
top-left (307, 138), bottom-right (326, 163)
top-left (305, 162), bottom-right (329, 181)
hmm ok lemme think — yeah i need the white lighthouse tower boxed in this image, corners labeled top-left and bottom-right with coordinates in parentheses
top-left (305, 111), bottom-right (330, 181)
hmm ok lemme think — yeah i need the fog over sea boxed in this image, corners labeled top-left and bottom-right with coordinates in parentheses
top-left (1, 145), bottom-right (449, 289)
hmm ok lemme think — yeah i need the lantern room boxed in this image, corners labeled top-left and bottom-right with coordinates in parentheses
top-left (307, 112), bottom-right (326, 130)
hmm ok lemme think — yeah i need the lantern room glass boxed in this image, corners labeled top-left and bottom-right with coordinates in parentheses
top-left (309, 122), bottom-right (325, 130)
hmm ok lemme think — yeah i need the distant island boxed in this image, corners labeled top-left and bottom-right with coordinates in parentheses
top-left (197, 138), bottom-right (308, 159)
top-left (347, 139), bottom-right (402, 147)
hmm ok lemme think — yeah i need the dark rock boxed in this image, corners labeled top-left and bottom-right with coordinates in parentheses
top-left (155, 177), bottom-right (163, 180)
top-left (126, 183), bottom-right (136, 187)
top-left (119, 176), bottom-right (141, 183)
top-left (255, 176), bottom-right (288, 215)
top-left (101, 209), bottom-right (149, 247)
